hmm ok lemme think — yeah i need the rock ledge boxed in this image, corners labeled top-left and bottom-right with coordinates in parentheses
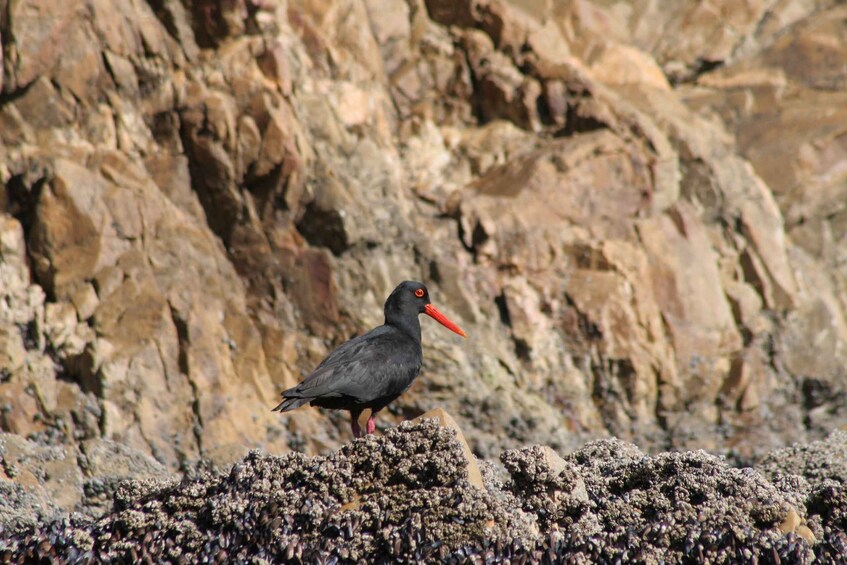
top-left (3, 419), bottom-right (846, 563)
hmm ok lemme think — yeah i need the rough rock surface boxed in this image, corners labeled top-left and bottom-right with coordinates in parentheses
top-left (2, 0), bottom-right (847, 557)
top-left (0, 433), bottom-right (174, 529)
top-left (4, 420), bottom-right (847, 563)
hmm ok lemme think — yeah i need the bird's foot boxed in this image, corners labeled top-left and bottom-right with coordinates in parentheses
top-left (351, 418), bottom-right (362, 439)
top-left (366, 415), bottom-right (376, 435)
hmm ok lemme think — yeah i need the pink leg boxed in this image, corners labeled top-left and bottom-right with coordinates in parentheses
top-left (366, 415), bottom-right (376, 435)
top-left (351, 412), bottom-right (362, 438)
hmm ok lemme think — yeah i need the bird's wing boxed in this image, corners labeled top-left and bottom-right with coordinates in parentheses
top-left (282, 327), bottom-right (419, 403)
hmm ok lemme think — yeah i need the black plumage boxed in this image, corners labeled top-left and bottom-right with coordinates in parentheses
top-left (273, 281), bottom-right (466, 437)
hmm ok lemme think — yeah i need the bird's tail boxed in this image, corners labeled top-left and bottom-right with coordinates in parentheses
top-left (272, 395), bottom-right (310, 413)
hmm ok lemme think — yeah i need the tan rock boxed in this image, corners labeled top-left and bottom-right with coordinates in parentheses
top-left (93, 278), bottom-right (168, 357)
top-left (724, 280), bottom-right (763, 330)
top-left (89, 0), bottom-right (144, 57)
top-left (70, 282), bottom-right (100, 321)
top-left (0, 382), bottom-right (43, 436)
top-left (684, 4), bottom-right (847, 280)
top-left (779, 507), bottom-right (816, 543)
top-left (0, 216), bottom-right (25, 262)
top-left (363, 0), bottom-right (412, 75)
top-left (559, 0), bottom-right (772, 82)
top-left (781, 298), bottom-right (847, 384)
top-left (0, 0), bottom-right (845, 473)
top-left (204, 91), bottom-right (238, 148)
top-left (3, 0), bottom-right (85, 90)
top-left (779, 507), bottom-right (801, 534)
top-left (638, 203), bottom-right (742, 361)
top-left (257, 40), bottom-right (294, 95)
top-left (737, 173), bottom-right (797, 311)
top-left (50, 21), bottom-right (104, 104)
top-left (721, 350), bottom-right (765, 413)
top-left (44, 302), bottom-right (78, 351)
top-left (334, 82), bottom-right (373, 128)
top-left (10, 77), bottom-right (75, 132)
top-left (79, 438), bottom-right (170, 479)
top-left (93, 266), bottom-right (124, 300)
top-left (526, 20), bottom-right (571, 67)
top-left (338, 494), bottom-right (362, 512)
top-left (253, 102), bottom-right (300, 179)
top-left (201, 443), bottom-right (252, 471)
top-left (0, 433), bottom-right (82, 512)
top-left (590, 44), bottom-right (671, 91)
top-left (466, 130), bottom-right (650, 239)
top-left (20, 355), bottom-right (60, 415)
top-left (500, 277), bottom-right (550, 362)
top-left (796, 525), bottom-right (816, 544)
top-left (535, 445), bottom-right (589, 503)
top-left (0, 326), bottom-right (27, 375)
top-left (413, 408), bottom-right (484, 489)
top-left (144, 155), bottom-right (205, 221)
top-left (463, 30), bottom-right (542, 130)
top-left (103, 51), bottom-right (139, 98)
top-left (29, 160), bottom-right (129, 299)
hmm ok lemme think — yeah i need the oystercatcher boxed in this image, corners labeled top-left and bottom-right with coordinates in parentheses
top-left (273, 281), bottom-right (466, 437)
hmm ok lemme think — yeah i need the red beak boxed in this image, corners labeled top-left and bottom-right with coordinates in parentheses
top-left (424, 304), bottom-right (467, 337)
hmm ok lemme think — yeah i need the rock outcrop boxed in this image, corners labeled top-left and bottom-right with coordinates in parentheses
top-left (1, 0), bottom-right (846, 492)
top-left (0, 432), bottom-right (174, 529)
top-left (4, 420), bottom-right (847, 563)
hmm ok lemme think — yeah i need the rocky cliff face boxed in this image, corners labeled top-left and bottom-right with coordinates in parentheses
top-left (1, 0), bottom-right (846, 477)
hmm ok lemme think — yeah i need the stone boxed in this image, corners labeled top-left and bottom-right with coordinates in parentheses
top-left (0, 0), bottom-right (845, 502)
top-left (256, 40), bottom-right (293, 95)
top-left (70, 282), bottom-right (100, 321)
top-left (3, 426), bottom-right (818, 562)
top-left (559, 0), bottom-right (775, 82)
top-left (23, 355), bottom-right (61, 414)
top-left (44, 301), bottom-right (78, 350)
top-left (779, 507), bottom-right (801, 534)
top-left (78, 437), bottom-right (174, 515)
top-left (638, 203), bottom-right (742, 362)
top-left (0, 326), bottom-right (27, 374)
top-left (796, 525), bottom-right (816, 544)
top-left (10, 77), bottom-right (75, 131)
top-left (501, 444), bottom-right (590, 530)
top-left (463, 30), bottom-right (542, 130)
top-left (51, 20), bottom-right (104, 104)
top-left (778, 507), bottom-right (816, 543)
top-left (0, 215), bottom-right (26, 265)
top-left (590, 44), bottom-right (671, 91)
top-left (0, 433), bottom-right (83, 512)
top-left (0, 382), bottom-right (42, 436)
top-left (757, 428), bottom-right (847, 488)
top-left (412, 407), bottom-right (485, 489)
top-left (500, 277), bottom-right (550, 361)
top-left (721, 350), bottom-right (766, 413)
top-left (103, 51), bottom-right (139, 98)
top-left (29, 160), bottom-right (128, 299)
top-left (724, 280), bottom-right (764, 330)
top-left (79, 438), bottom-right (170, 480)
top-left (201, 443), bottom-right (253, 471)
top-left (3, 0), bottom-right (86, 91)
top-left (781, 298), bottom-right (847, 384)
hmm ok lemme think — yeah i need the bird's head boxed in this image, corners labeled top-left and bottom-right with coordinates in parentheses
top-left (385, 281), bottom-right (466, 337)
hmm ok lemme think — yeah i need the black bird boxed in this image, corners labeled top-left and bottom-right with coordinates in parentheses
top-left (273, 281), bottom-right (466, 438)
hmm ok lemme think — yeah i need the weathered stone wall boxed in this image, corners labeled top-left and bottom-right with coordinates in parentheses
top-left (1, 0), bottom-right (846, 473)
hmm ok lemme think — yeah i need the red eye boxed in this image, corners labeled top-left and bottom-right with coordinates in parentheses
top-left (414, 288), bottom-right (425, 298)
